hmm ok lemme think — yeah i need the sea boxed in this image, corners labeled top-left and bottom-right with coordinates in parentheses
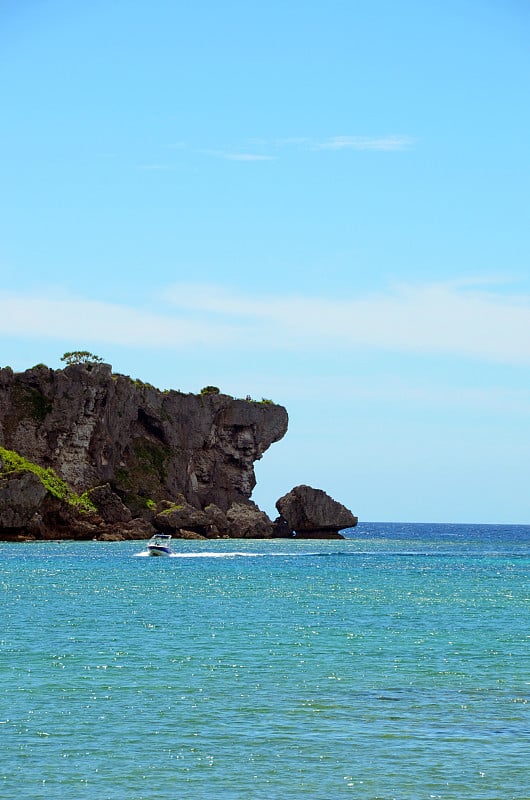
top-left (1, 522), bottom-right (529, 800)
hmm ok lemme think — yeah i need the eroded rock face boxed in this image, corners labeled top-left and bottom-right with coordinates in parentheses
top-left (225, 501), bottom-right (274, 538)
top-left (152, 497), bottom-right (274, 539)
top-left (0, 363), bottom-right (288, 540)
top-left (85, 483), bottom-right (132, 524)
top-left (0, 471), bottom-right (47, 529)
top-left (0, 363), bottom-right (287, 506)
top-left (275, 485), bottom-right (358, 539)
top-left (153, 498), bottom-right (212, 536)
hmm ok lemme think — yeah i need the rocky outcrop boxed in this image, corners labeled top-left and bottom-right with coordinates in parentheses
top-left (153, 497), bottom-right (213, 536)
top-left (0, 462), bottom-right (154, 541)
top-left (225, 501), bottom-right (274, 538)
top-left (0, 362), bottom-right (288, 540)
top-left (152, 497), bottom-right (274, 539)
top-left (275, 485), bottom-right (358, 539)
top-left (0, 362), bottom-right (360, 542)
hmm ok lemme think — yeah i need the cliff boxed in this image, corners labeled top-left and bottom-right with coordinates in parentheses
top-left (0, 362), bottom-right (288, 540)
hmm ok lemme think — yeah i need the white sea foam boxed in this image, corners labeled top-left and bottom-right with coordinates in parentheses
top-left (133, 550), bottom-right (315, 559)
top-left (134, 550), bottom-right (270, 558)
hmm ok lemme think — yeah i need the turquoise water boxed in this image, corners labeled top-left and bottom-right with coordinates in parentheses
top-left (1, 523), bottom-right (529, 799)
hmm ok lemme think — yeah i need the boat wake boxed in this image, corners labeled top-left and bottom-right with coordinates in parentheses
top-left (133, 550), bottom-right (269, 558)
top-left (132, 550), bottom-right (344, 559)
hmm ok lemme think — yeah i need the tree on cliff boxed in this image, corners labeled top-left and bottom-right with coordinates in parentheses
top-left (61, 351), bottom-right (104, 366)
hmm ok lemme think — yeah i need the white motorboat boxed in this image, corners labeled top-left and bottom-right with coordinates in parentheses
top-left (146, 534), bottom-right (173, 556)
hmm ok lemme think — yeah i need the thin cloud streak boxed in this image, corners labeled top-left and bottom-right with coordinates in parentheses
top-left (2, 280), bottom-right (529, 366)
top-left (183, 135), bottom-right (414, 161)
top-left (313, 135), bottom-right (414, 151)
top-left (244, 135), bottom-right (415, 152)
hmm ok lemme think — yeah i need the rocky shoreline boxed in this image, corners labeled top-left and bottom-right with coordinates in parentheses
top-left (0, 361), bottom-right (357, 541)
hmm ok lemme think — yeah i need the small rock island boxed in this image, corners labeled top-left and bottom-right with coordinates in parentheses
top-left (0, 360), bottom-right (357, 541)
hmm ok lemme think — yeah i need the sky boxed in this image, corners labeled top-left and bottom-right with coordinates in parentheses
top-left (1, 0), bottom-right (529, 523)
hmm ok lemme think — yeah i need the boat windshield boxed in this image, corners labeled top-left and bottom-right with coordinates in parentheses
top-left (149, 534), bottom-right (172, 546)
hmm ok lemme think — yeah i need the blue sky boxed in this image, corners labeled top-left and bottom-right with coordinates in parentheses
top-left (1, 0), bottom-right (529, 523)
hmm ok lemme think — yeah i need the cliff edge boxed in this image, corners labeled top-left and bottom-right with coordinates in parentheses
top-left (0, 363), bottom-right (288, 540)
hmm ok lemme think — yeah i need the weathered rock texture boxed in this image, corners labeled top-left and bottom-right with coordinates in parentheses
top-left (275, 484), bottom-right (358, 539)
top-left (0, 471), bottom-right (47, 529)
top-left (0, 362), bottom-right (288, 540)
top-left (152, 497), bottom-right (274, 538)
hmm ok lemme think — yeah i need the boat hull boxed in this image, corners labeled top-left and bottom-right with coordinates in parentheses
top-left (147, 546), bottom-right (172, 557)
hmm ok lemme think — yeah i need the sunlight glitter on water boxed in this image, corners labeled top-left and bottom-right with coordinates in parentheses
top-left (2, 523), bottom-right (529, 800)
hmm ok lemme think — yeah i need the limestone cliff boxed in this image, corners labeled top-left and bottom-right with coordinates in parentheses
top-left (0, 362), bottom-right (288, 539)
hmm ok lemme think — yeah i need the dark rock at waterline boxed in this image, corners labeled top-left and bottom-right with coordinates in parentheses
top-left (271, 515), bottom-right (294, 538)
top-left (153, 497), bottom-right (212, 536)
top-left (275, 485), bottom-right (358, 539)
top-left (152, 497), bottom-right (275, 539)
top-left (225, 501), bottom-right (274, 538)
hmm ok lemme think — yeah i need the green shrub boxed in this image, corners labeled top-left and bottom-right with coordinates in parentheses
top-left (159, 503), bottom-right (184, 515)
top-left (61, 351), bottom-right (104, 366)
top-left (0, 447), bottom-right (96, 512)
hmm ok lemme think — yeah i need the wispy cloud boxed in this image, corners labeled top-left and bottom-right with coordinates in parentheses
top-left (0, 292), bottom-right (238, 348)
top-left (1, 280), bottom-right (529, 367)
top-left (162, 135), bottom-right (414, 163)
top-left (221, 135), bottom-right (414, 154)
top-left (162, 279), bottom-right (530, 366)
top-left (313, 135), bottom-right (414, 151)
top-left (261, 134), bottom-right (414, 152)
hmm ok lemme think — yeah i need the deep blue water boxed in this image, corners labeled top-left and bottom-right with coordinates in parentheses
top-left (1, 523), bottom-right (529, 799)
